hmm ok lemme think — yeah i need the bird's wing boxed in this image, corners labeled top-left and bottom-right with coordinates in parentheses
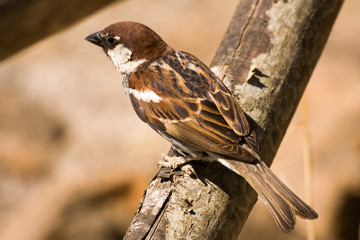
top-left (128, 50), bottom-right (259, 161)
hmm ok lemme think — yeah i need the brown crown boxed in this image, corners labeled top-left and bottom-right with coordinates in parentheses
top-left (102, 21), bottom-right (170, 62)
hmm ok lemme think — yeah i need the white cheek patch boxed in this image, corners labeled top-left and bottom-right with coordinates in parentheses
top-left (107, 44), bottom-right (146, 74)
top-left (128, 88), bottom-right (162, 103)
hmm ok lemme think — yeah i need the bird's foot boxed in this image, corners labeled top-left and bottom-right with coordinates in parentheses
top-left (158, 154), bottom-right (196, 176)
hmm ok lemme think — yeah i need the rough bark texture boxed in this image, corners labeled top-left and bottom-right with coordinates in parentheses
top-left (124, 0), bottom-right (343, 239)
top-left (0, 0), bottom-right (119, 62)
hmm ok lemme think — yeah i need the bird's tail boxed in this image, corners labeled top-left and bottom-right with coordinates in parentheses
top-left (218, 159), bottom-right (318, 232)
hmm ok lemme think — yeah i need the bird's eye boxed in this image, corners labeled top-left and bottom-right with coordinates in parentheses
top-left (106, 37), bottom-right (116, 45)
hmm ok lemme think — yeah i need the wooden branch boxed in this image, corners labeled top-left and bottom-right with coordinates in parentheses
top-left (0, 0), bottom-right (120, 62)
top-left (124, 0), bottom-right (343, 239)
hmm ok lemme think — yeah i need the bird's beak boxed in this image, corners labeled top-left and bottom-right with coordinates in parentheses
top-left (85, 31), bottom-right (103, 47)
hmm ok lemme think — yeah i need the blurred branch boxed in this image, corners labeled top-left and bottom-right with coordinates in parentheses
top-left (0, 0), bottom-right (121, 62)
top-left (124, 0), bottom-right (343, 239)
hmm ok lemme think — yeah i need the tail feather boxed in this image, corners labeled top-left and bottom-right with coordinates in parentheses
top-left (251, 173), bottom-right (296, 232)
top-left (255, 161), bottom-right (318, 219)
top-left (218, 159), bottom-right (318, 232)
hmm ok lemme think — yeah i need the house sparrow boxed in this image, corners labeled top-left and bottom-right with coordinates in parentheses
top-left (85, 21), bottom-right (318, 232)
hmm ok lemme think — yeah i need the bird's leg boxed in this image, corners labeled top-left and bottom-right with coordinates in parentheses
top-left (158, 146), bottom-right (201, 176)
top-left (158, 154), bottom-right (194, 169)
top-left (159, 154), bottom-right (196, 176)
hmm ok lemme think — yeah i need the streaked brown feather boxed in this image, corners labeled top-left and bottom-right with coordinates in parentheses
top-left (198, 105), bottom-right (232, 129)
top-left (127, 50), bottom-right (258, 161)
top-left (211, 80), bottom-right (250, 136)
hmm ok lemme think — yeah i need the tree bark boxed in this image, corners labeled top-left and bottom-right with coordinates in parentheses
top-left (0, 0), bottom-right (120, 62)
top-left (124, 0), bottom-right (343, 239)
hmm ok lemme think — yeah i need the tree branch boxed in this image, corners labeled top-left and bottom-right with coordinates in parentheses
top-left (0, 0), bottom-right (120, 62)
top-left (124, 0), bottom-right (343, 239)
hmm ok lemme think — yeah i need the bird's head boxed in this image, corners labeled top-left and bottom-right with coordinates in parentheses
top-left (85, 21), bottom-right (169, 74)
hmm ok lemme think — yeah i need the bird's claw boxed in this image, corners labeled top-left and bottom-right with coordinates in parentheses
top-left (158, 154), bottom-right (196, 176)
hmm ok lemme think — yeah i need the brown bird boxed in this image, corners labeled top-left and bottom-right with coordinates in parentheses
top-left (85, 21), bottom-right (318, 232)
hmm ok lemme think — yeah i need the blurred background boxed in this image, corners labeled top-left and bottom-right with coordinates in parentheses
top-left (0, 0), bottom-right (359, 239)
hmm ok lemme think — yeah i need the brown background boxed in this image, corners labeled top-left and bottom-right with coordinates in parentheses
top-left (0, 0), bottom-right (359, 239)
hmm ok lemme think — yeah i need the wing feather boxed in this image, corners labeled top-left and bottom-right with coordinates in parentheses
top-left (127, 50), bottom-right (259, 161)
top-left (211, 80), bottom-right (250, 136)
